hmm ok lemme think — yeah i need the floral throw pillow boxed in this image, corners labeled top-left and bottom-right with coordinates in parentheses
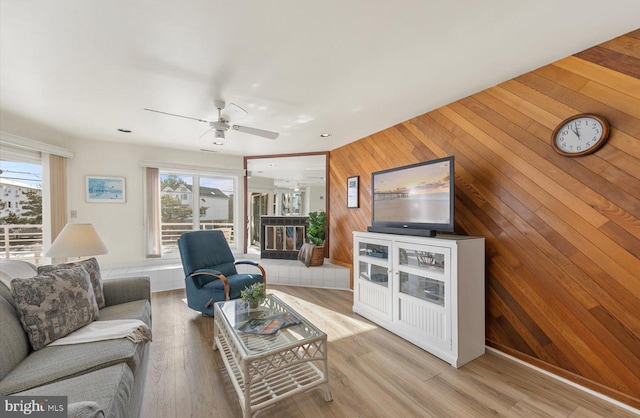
top-left (38, 257), bottom-right (105, 308)
top-left (11, 265), bottom-right (99, 350)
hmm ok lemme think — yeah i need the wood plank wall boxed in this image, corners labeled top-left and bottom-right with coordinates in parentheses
top-left (328, 30), bottom-right (640, 408)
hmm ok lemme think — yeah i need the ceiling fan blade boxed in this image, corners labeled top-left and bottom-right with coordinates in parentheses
top-left (222, 103), bottom-right (248, 122)
top-left (144, 108), bottom-right (209, 123)
top-left (198, 128), bottom-right (214, 140)
top-left (232, 125), bottom-right (279, 140)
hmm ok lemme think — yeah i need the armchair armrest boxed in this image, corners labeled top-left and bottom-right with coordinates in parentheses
top-left (235, 259), bottom-right (259, 266)
top-left (191, 269), bottom-right (230, 301)
top-left (103, 276), bottom-right (151, 307)
top-left (234, 260), bottom-right (267, 288)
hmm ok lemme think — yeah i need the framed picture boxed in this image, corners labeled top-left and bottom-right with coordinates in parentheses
top-left (347, 175), bottom-right (359, 208)
top-left (86, 176), bottom-right (126, 203)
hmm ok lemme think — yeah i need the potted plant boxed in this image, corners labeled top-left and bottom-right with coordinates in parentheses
top-left (240, 282), bottom-right (266, 309)
top-left (299, 211), bottom-right (326, 267)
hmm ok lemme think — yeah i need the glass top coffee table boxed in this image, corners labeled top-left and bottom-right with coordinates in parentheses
top-left (213, 294), bottom-right (332, 417)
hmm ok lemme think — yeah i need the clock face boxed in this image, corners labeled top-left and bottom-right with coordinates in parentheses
top-left (552, 114), bottom-right (609, 157)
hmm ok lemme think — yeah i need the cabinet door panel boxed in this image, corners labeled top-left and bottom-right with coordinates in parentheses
top-left (358, 240), bottom-right (390, 261)
top-left (397, 296), bottom-right (450, 349)
top-left (397, 245), bottom-right (449, 279)
top-left (394, 242), bottom-right (451, 349)
top-left (358, 261), bottom-right (389, 287)
top-left (399, 271), bottom-right (445, 306)
top-left (353, 236), bottom-right (393, 321)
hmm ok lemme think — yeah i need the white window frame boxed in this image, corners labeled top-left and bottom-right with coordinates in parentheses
top-left (157, 169), bottom-right (242, 257)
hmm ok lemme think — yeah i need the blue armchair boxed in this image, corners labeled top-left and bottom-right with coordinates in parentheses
top-left (178, 230), bottom-right (266, 316)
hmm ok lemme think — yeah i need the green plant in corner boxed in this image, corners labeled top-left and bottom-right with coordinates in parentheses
top-left (240, 282), bottom-right (266, 308)
top-left (307, 211), bottom-right (326, 246)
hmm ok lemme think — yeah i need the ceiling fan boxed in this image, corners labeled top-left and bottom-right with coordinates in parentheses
top-left (144, 100), bottom-right (279, 140)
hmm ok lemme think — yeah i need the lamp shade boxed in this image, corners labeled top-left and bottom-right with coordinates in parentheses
top-left (45, 223), bottom-right (110, 258)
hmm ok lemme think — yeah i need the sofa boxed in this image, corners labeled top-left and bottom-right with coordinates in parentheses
top-left (0, 259), bottom-right (151, 418)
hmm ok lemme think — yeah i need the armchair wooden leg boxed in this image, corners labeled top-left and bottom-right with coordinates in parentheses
top-left (256, 265), bottom-right (267, 290)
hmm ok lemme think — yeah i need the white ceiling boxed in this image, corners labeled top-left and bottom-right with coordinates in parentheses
top-left (247, 154), bottom-right (326, 189)
top-left (1, 1), bottom-right (639, 157)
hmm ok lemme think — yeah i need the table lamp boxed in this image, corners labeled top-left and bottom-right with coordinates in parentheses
top-left (45, 223), bottom-right (110, 259)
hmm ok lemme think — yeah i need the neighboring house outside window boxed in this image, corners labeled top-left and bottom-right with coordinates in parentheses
top-left (159, 172), bottom-right (236, 256)
top-left (0, 161), bottom-right (44, 264)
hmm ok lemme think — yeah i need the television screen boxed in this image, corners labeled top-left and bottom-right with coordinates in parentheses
top-left (370, 156), bottom-right (454, 236)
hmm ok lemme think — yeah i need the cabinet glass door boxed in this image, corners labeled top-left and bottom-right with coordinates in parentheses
top-left (399, 272), bottom-right (444, 305)
top-left (398, 248), bottom-right (445, 274)
top-left (354, 236), bottom-right (392, 320)
top-left (396, 246), bottom-right (449, 307)
top-left (357, 241), bottom-right (390, 287)
top-left (358, 261), bottom-right (389, 287)
top-left (394, 242), bottom-right (451, 349)
top-left (358, 242), bottom-right (389, 261)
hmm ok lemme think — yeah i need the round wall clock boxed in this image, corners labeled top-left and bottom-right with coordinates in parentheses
top-left (551, 113), bottom-right (610, 157)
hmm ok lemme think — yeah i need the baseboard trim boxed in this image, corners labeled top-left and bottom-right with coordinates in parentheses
top-left (486, 346), bottom-right (640, 415)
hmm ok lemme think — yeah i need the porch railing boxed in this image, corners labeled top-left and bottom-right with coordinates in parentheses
top-left (161, 222), bottom-right (234, 254)
top-left (0, 224), bottom-right (44, 264)
top-left (0, 222), bottom-right (234, 262)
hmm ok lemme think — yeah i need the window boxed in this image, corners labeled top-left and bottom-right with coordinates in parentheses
top-left (281, 192), bottom-right (303, 215)
top-left (159, 172), bottom-right (236, 255)
top-left (0, 160), bottom-right (43, 263)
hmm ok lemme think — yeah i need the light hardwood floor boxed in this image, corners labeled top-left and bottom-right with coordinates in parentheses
top-left (141, 286), bottom-right (638, 417)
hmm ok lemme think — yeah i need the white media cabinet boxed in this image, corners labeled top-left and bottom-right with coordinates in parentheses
top-left (352, 231), bottom-right (485, 367)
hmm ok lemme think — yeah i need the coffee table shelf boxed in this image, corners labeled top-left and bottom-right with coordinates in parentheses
top-left (213, 295), bottom-right (332, 417)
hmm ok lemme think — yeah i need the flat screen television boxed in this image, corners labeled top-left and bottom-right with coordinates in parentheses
top-left (367, 156), bottom-right (454, 237)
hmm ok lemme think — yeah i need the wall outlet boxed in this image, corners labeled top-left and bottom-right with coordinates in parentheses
top-left (70, 210), bottom-right (77, 218)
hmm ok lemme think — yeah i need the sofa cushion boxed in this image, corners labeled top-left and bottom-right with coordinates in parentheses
top-left (102, 277), bottom-right (150, 307)
top-left (0, 295), bottom-right (31, 381)
top-left (68, 401), bottom-right (105, 418)
top-left (0, 259), bottom-right (37, 281)
top-left (0, 336), bottom-right (146, 395)
top-left (0, 280), bottom-right (15, 308)
top-left (98, 300), bottom-right (151, 328)
top-left (39, 258), bottom-right (105, 308)
top-left (11, 265), bottom-right (100, 350)
top-left (0, 260), bottom-right (37, 308)
top-left (16, 363), bottom-right (134, 418)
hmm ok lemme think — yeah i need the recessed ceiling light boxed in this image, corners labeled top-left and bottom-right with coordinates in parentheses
top-left (117, 129), bottom-right (132, 133)
top-left (212, 141), bottom-right (224, 146)
top-left (320, 133), bottom-right (331, 138)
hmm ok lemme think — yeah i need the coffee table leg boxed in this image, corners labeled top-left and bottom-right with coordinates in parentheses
top-left (212, 318), bottom-right (218, 351)
top-left (322, 355), bottom-right (332, 401)
top-left (243, 363), bottom-right (251, 418)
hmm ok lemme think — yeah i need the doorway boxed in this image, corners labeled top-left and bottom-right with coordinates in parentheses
top-left (250, 193), bottom-right (268, 249)
top-left (244, 151), bottom-right (329, 255)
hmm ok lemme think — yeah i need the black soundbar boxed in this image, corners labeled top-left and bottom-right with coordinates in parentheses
top-left (367, 226), bottom-right (436, 237)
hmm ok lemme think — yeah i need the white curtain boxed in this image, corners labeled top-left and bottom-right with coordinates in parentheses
top-left (145, 167), bottom-right (161, 258)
